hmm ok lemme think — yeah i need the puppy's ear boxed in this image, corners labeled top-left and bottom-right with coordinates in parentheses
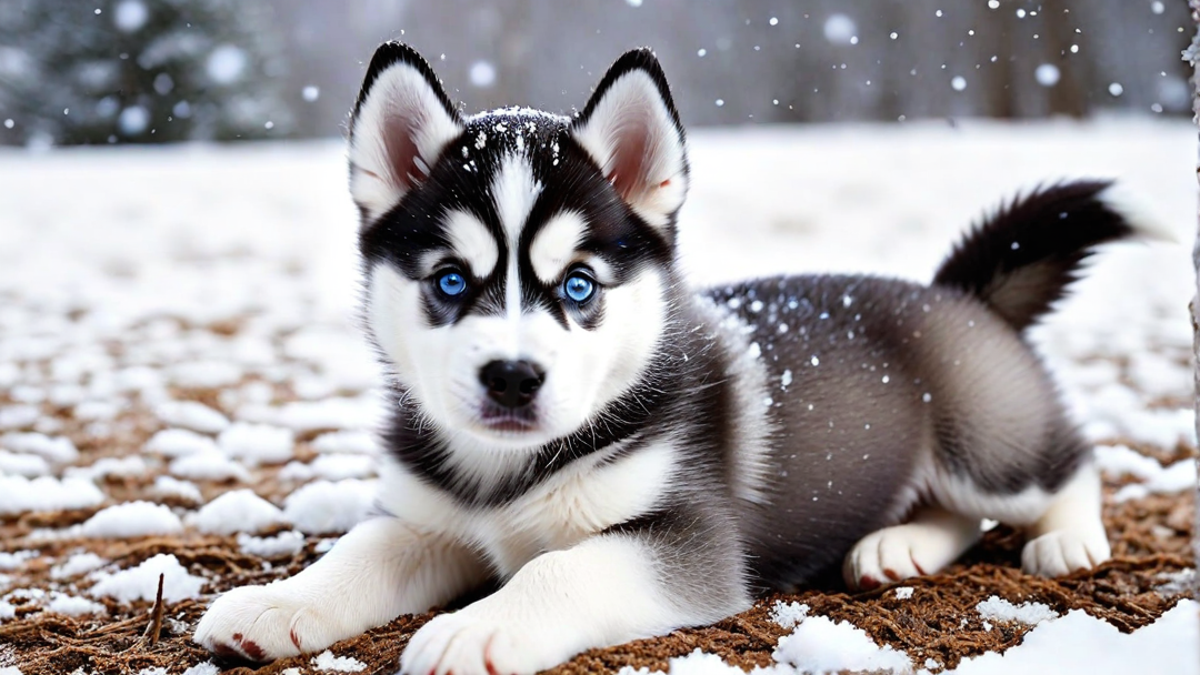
top-left (571, 49), bottom-right (688, 231)
top-left (349, 42), bottom-right (464, 226)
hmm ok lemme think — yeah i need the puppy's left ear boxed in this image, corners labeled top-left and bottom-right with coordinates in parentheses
top-left (571, 49), bottom-right (688, 231)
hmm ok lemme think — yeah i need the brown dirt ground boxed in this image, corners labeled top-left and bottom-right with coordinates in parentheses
top-left (0, 385), bottom-right (1196, 675)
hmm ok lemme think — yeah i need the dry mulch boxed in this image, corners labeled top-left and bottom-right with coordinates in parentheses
top-left (0, 468), bottom-right (1193, 675)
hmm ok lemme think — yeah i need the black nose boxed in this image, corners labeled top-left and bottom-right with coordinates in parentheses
top-left (479, 360), bottom-right (545, 409)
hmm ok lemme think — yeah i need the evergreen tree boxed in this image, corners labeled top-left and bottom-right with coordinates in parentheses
top-left (0, 0), bottom-right (293, 146)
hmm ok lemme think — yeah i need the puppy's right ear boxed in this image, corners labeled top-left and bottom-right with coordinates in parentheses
top-left (349, 42), bottom-right (464, 226)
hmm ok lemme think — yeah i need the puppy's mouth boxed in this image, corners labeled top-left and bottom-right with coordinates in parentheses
top-left (477, 403), bottom-right (539, 433)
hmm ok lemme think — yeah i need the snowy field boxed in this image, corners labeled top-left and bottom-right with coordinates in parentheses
top-left (0, 117), bottom-right (1196, 675)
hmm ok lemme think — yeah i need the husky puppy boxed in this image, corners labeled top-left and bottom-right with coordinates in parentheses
top-left (195, 43), bottom-right (1136, 674)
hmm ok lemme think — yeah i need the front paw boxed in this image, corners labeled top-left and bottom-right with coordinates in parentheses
top-left (194, 583), bottom-right (345, 661)
top-left (1021, 530), bottom-right (1111, 577)
top-left (400, 608), bottom-right (569, 675)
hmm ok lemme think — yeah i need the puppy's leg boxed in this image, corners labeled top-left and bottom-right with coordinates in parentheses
top-left (194, 517), bottom-right (486, 661)
top-left (400, 529), bottom-right (748, 675)
top-left (843, 506), bottom-right (981, 590)
top-left (1021, 463), bottom-right (1111, 577)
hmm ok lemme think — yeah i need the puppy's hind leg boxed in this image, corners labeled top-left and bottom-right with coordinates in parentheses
top-left (1021, 463), bottom-right (1111, 577)
top-left (844, 506), bottom-right (982, 590)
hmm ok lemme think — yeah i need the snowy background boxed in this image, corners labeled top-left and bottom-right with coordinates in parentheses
top-left (0, 1), bottom-right (1197, 673)
top-left (0, 116), bottom-right (1196, 674)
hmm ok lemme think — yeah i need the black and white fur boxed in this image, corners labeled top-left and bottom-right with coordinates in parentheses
top-left (195, 44), bottom-right (1141, 674)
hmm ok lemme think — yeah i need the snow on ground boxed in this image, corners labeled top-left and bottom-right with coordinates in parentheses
top-left (974, 596), bottom-right (1058, 626)
top-left (310, 650), bottom-right (368, 673)
top-left (88, 553), bottom-right (204, 603)
top-left (646, 599), bottom-right (1199, 675)
top-left (0, 118), bottom-right (1194, 670)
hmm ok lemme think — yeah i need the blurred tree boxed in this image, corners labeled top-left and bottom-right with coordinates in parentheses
top-left (0, 0), bottom-right (292, 146)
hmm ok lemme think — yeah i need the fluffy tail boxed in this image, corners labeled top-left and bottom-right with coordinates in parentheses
top-left (932, 180), bottom-right (1144, 332)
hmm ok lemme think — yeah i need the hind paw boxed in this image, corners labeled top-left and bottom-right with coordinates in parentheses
top-left (194, 583), bottom-right (343, 661)
top-left (1021, 530), bottom-right (1110, 578)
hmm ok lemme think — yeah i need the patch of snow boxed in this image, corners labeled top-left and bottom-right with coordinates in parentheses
top-left (975, 596), bottom-right (1058, 625)
top-left (89, 553), bottom-right (204, 603)
top-left (50, 552), bottom-right (107, 580)
top-left (311, 650), bottom-right (367, 672)
top-left (307, 454), bottom-right (376, 481)
top-left (46, 593), bottom-right (106, 616)
top-left (237, 530), bottom-right (306, 558)
top-left (1094, 444), bottom-right (1166, 481)
top-left (0, 406), bottom-right (39, 431)
top-left (79, 501), bottom-right (183, 538)
top-left (65, 455), bottom-right (148, 481)
top-left (0, 601), bottom-right (13, 620)
top-left (774, 615), bottom-right (912, 674)
top-left (1154, 568), bottom-right (1195, 596)
top-left (181, 663), bottom-right (221, 675)
top-left (278, 460), bottom-right (315, 482)
top-left (769, 600), bottom-right (810, 629)
top-left (186, 489), bottom-right (285, 535)
top-left (155, 401), bottom-right (230, 434)
top-left (151, 475), bottom-right (203, 503)
top-left (311, 430), bottom-right (377, 455)
top-left (950, 599), bottom-right (1198, 674)
top-left (168, 450), bottom-right (250, 482)
top-left (1119, 408), bottom-right (1196, 450)
top-left (167, 361), bottom-right (243, 388)
top-left (145, 428), bottom-right (220, 457)
top-left (894, 586), bottom-right (914, 600)
top-left (0, 451), bottom-right (50, 477)
top-left (0, 475), bottom-right (105, 515)
top-left (0, 551), bottom-right (36, 571)
top-left (217, 422), bottom-right (294, 466)
top-left (238, 396), bottom-right (379, 432)
top-left (283, 479), bottom-right (375, 534)
top-left (1114, 458), bottom-right (1197, 502)
top-left (0, 433), bottom-right (78, 463)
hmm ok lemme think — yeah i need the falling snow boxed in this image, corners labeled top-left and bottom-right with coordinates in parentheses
top-left (823, 14), bottom-right (858, 46)
top-left (1035, 64), bottom-right (1061, 87)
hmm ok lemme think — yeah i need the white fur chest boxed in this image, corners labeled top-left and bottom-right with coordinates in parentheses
top-left (376, 440), bottom-right (678, 578)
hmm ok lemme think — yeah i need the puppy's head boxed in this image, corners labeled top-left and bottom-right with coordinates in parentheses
top-left (350, 43), bottom-right (688, 450)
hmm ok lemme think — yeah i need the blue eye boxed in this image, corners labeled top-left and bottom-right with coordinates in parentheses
top-left (437, 271), bottom-right (467, 297)
top-left (563, 273), bottom-right (595, 303)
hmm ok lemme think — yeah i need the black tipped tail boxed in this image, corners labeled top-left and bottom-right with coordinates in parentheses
top-left (932, 180), bottom-right (1140, 332)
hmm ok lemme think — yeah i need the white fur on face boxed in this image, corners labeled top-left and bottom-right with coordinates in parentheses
top-left (529, 211), bottom-right (587, 284)
top-left (349, 63), bottom-right (463, 224)
top-left (367, 151), bottom-right (666, 451)
top-left (443, 209), bottom-right (499, 278)
top-left (492, 154), bottom-right (542, 325)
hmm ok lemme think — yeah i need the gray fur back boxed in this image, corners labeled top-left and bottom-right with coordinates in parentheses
top-left (704, 274), bottom-right (1084, 588)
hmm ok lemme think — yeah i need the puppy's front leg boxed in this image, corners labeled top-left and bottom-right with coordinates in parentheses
top-left (401, 530), bottom-right (748, 675)
top-left (195, 516), bottom-right (486, 661)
